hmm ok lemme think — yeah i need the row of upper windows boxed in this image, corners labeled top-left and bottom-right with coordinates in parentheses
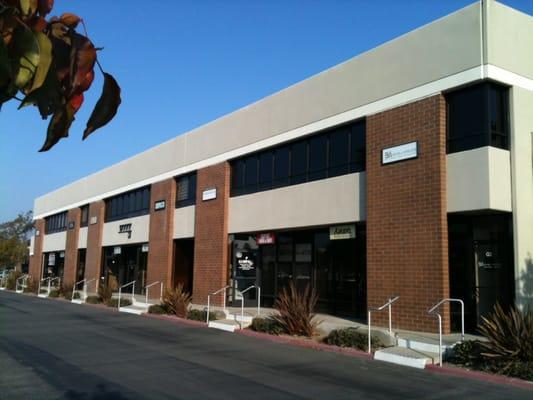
top-left (43, 81), bottom-right (509, 226)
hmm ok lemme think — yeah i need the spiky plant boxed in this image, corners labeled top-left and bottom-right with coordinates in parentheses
top-left (23, 276), bottom-right (39, 293)
top-left (478, 303), bottom-right (533, 374)
top-left (60, 283), bottom-right (74, 298)
top-left (98, 275), bottom-right (117, 303)
top-left (272, 282), bottom-right (319, 337)
top-left (162, 284), bottom-right (192, 318)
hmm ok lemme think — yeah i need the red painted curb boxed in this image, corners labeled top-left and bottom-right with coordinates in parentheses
top-left (141, 313), bottom-right (208, 328)
top-left (236, 329), bottom-right (372, 360)
top-left (426, 364), bottom-right (533, 391)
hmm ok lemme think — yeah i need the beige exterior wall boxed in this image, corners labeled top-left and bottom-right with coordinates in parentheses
top-left (78, 227), bottom-right (88, 249)
top-left (228, 173), bottom-right (365, 233)
top-left (42, 232), bottom-right (67, 252)
top-left (34, 2), bottom-right (483, 218)
top-left (510, 87), bottom-right (533, 308)
top-left (101, 215), bottom-right (150, 247)
top-left (173, 206), bottom-right (195, 239)
top-left (446, 147), bottom-right (512, 213)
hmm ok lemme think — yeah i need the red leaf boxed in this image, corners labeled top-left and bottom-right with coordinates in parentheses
top-left (83, 72), bottom-right (121, 139)
top-left (69, 33), bottom-right (96, 95)
top-left (60, 13), bottom-right (81, 28)
top-left (78, 69), bottom-right (94, 93)
top-left (39, 106), bottom-right (75, 152)
top-left (37, 0), bottom-right (53, 16)
top-left (69, 93), bottom-right (83, 112)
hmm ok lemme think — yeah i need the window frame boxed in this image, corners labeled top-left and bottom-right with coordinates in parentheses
top-left (105, 186), bottom-right (151, 222)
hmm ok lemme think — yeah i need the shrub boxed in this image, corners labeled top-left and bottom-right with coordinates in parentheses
top-left (449, 340), bottom-right (485, 368)
top-left (148, 304), bottom-right (169, 314)
top-left (86, 295), bottom-right (101, 304)
top-left (161, 284), bottom-right (192, 318)
top-left (323, 327), bottom-right (384, 352)
top-left (98, 276), bottom-right (118, 304)
top-left (272, 282), bottom-right (319, 337)
top-left (48, 289), bottom-right (60, 298)
top-left (106, 298), bottom-right (132, 308)
top-left (39, 288), bottom-right (48, 294)
top-left (250, 317), bottom-right (284, 335)
top-left (60, 283), bottom-right (74, 299)
top-left (23, 277), bottom-right (39, 294)
top-left (187, 309), bottom-right (217, 322)
top-left (72, 291), bottom-right (81, 300)
top-left (5, 270), bottom-right (22, 291)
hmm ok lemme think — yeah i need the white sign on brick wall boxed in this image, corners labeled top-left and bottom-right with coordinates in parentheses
top-left (382, 141), bottom-right (418, 165)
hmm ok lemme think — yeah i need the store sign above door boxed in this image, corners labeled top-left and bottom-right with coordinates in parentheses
top-left (382, 141), bottom-right (418, 165)
top-left (330, 225), bottom-right (356, 240)
top-left (256, 233), bottom-right (275, 245)
top-left (119, 223), bottom-right (132, 239)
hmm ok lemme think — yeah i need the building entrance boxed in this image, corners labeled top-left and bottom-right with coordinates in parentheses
top-left (102, 244), bottom-right (148, 294)
top-left (42, 251), bottom-right (65, 280)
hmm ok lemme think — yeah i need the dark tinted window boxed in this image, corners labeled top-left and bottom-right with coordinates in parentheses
top-left (308, 135), bottom-right (327, 181)
top-left (176, 172), bottom-right (197, 208)
top-left (45, 211), bottom-right (68, 234)
top-left (244, 155), bottom-right (258, 191)
top-left (231, 159), bottom-right (245, 195)
top-left (290, 141), bottom-right (307, 184)
top-left (258, 151), bottom-right (273, 191)
top-left (350, 121), bottom-right (366, 172)
top-left (329, 127), bottom-right (349, 177)
top-left (105, 186), bottom-right (150, 222)
top-left (80, 205), bottom-right (89, 227)
top-left (273, 147), bottom-right (289, 188)
top-left (447, 82), bottom-right (509, 154)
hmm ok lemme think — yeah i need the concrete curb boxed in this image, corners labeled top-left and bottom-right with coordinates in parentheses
top-left (426, 364), bottom-right (533, 391)
top-left (236, 329), bottom-right (373, 360)
top-left (141, 312), bottom-right (208, 328)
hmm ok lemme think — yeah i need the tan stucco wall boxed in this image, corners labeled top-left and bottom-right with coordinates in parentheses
top-left (446, 147), bottom-right (512, 213)
top-left (228, 172), bottom-right (365, 233)
top-left (510, 87), bottom-right (533, 308)
top-left (101, 215), bottom-right (150, 247)
top-left (77, 227), bottom-right (88, 249)
top-left (173, 206), bottom-right (195, 239)
top-left (42, 231), bottom-right (67, 252)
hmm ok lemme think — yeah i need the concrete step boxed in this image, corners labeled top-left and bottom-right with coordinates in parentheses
top-left (38, 293), bottom-right (48, 298)
top-left (397, 334), bottom-right (457, 354)
top-left (208, 319), bottom-right (241, 332)
top-left (15, 289), bottom-right (23, 293)
top-left (227, 313), bottom-right (255, 324)
top-left (374, 346), bottom-right (440, 369)
top-left (0, 287), bottom-right (6, 291)
top-left (71, 299), bottom-right (84, 304)
top-left (119, 305), bottom-right (149, 315)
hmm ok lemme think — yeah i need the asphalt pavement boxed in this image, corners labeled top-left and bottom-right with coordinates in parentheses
top-left (0, 290), bottom-right (530, 400)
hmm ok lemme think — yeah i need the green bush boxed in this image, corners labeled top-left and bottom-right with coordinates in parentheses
top-left (106, 298), bottom-right (132, 308)
top-left (250, 317), bottom-right (284, 335)
top-left (48, 289), bottom-right (60, 298)
top-left (187, 309), bottom-right (217, 322)
top-left (323, 327), bottom-right (384, 352)
top-left (86, 295), bottom-right (101, 304)
top-left (23, 277), bottom-right (38, 294)
top-left (449, 340), bottom-right (485, 368)
top-left (148, 304), bottom-right (169, 314)
top-left (39, 289), bottom-right (48, 294)
top-left (72, 291), bottom-right (81, 300)
top-left (60, 283), bottom-right (74, 299)
top-left (5, 270), bottom-right (22, 291)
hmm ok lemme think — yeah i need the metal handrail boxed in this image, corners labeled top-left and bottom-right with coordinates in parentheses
top-left (118, 280), bottom-right (136, 310)
top-left (367, 295), bottom-right (400, 354)
top-left (145, 281), bottom-right (163, 305)
top-left (73, 278), bottom-right (86, 300)
top-left (16, 274), bottom-right (30, 292)
top-left (39, 277), bottom-right (51, 294)
top-left (239, 285), bottom-right (261, 330)
top-left (206, 285), bottom-right (230, 324)
top-left (428, 298), bottom-right (465, 367)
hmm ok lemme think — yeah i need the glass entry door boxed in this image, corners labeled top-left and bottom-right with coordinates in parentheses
top-left (103, 245), bottom-right (147, 294)
top-left (232, 239), bottom-right (259, 307)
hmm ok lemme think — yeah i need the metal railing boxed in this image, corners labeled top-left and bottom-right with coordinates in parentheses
top-left (50, 277), bottom-right (61, 290)
top-left (428, 298), bottom-right (465, 367)
top-left (206, 285), bottom-right (230, 324)
top-left (118, 280), bottom-right (136, 310)
top-left (72, 278), bottom-right (95, 301)
top-left (38, 277), bottom-right (51, 295)
top-left (145, 281), bottom-right (163, 305)
top-left (239, 285), bottom-right (261, 329)
top-left (16, 274), bottom-right (30, 292)
top-left (367, 295), bottom-right (400, 354)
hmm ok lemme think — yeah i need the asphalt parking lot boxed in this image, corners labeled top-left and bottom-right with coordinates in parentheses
top-left (0, 290), bottom-right (530, 400)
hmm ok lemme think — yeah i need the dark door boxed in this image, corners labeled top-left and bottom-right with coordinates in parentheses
top-left (76, 249), bottom-right (86, 283)
top-left (232, 239), bottom-right (259, 307)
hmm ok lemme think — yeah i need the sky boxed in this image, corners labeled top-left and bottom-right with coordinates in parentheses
top-left (0, 0), bottom-right (531, 222)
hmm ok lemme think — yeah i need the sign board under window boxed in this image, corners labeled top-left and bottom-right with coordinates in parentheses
top-left (154, 200), bottom-right (166, 211)
top-left (142, 243), bottom-right (149, 253)
top-left (256, 233), bottom-right (275, 245)
top-left (113, 246), bottom-right (121, 255)
top-left (382, 141), bottom-right (418, 165)
top-left (202, 188), bottom-right (217, 201)
top-left (90, 216), bottom-right (98, 225)
top-left (48, 253), bottom-right (56, 266)
top-left (330, 225), bottom-right (356, 240)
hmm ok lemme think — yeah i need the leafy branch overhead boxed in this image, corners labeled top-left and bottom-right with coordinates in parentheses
top-left (0, 0), bottom-right (121, 151)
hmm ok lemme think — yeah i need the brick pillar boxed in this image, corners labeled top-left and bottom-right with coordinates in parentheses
top-left (63, 208), bottom-right (80, 286)
top-left (85, 200), bottom-right (105, 294)
top-left (192, 162), bottom-right (230, 305)
top-left (29, 219), bottom-right (45, 280)
top-left (147, 178), bottom-right (176, 298)
top-left (366, 95), bottom-right (450, 333)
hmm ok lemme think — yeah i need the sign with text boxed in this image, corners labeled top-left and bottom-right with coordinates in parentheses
top-left (382, 141), bottom-right (418, 165)
top-left (119, 223), bottom-right (132, 239)
top-left (154, 200), bottom-right (166, 211)
top-left (330, 225), bottom-right (356, 240)
top-left (256, 233), bottom-right (275, 245)
top-left (142, 243), bottom-right (149, 252)
top-left (202, 188), bottom-right (217, 201)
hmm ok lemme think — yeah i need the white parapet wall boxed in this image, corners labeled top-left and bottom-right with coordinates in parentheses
top-left (42, 231), bottom-right (67, 252)
top-left (101, 215), bottom-right (150, 247)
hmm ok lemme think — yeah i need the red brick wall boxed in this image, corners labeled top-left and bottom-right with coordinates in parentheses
top-left (63, 208), bottom-right (80, 286)
top-left (366, 95), bottom-right (450, 333)
top-left (85, 200), bottom-right (105, 293)
top-left (29, 219), bottom-right (44, 280)
top-left (192, 162), bottom-right (230, 305)
top-left (147, 178), bottom-right (176, 298)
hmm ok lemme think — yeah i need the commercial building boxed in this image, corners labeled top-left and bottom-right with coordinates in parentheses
top-left (29, 0), bottom-right (532, 333)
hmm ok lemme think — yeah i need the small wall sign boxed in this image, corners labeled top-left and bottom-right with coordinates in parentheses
top-left (382, 141), bottom-right (418, 165)
top-left (113, 246), bottom-right (121, 255)
top-left (119, 223), bottom-right (132, 239)
top-left (202, 188), bottom-right (217, 201)
top-left (90, 216), bottom-right (98, 225)
top-left (59, 251), bottom-right (65, 258)
top-left (154, 200), bottom-right (166, 211)
top-left (256, 233), bottom-right (275, 245)
top-left (330, 225), bottom-right (356, 240)
top-left (68, 221), bottom-right (75, 230)
top-left (142, 243), bottom-right (149, 252)
top-left (35, 230), bottom-right (40, 236)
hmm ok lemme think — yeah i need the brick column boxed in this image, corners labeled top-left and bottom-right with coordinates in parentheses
top-left (63, 208), bottom-right (81, 286)
top-left (85, 200), bottom-right (105, 293)
top-left (192, 162), bottom-right (230, 305)
top-left (147, 178), bottom-right (176, 298)
top-left (29, 219), bottom-right (45, 280)
top-left (366, 95), bottom-right (450, 333)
